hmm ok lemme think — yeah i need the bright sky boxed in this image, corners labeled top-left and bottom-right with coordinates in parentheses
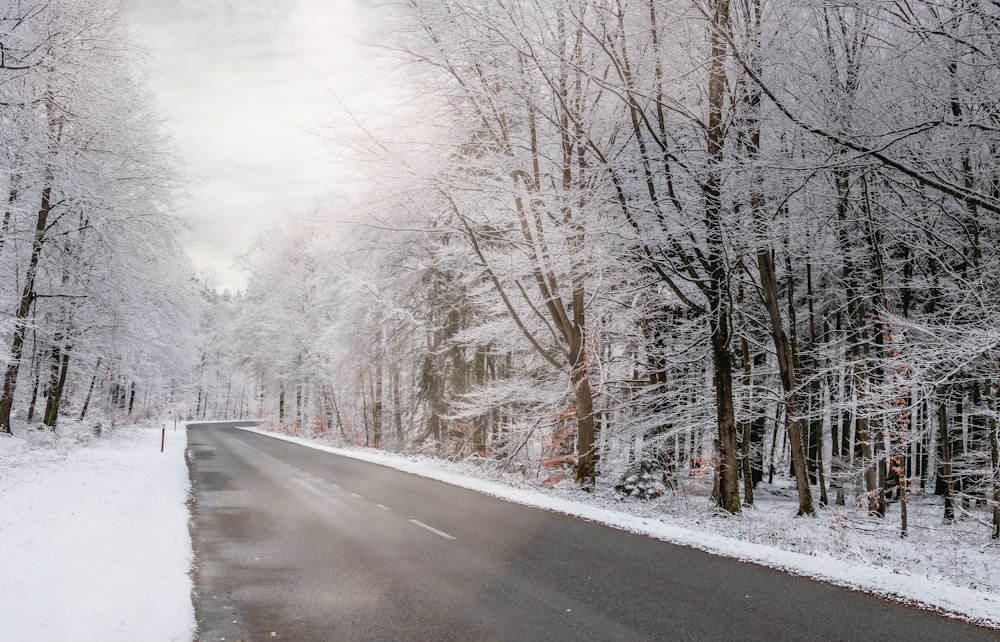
top-left (128, 0), bottom-right (390, 293)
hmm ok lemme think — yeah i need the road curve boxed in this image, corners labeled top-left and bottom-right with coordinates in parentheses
top-left (187, 423), bottom-right (996, 641)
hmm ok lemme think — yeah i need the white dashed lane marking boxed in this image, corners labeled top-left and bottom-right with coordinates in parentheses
top-left (292, 479), bottom-right (325, 497)
top-left (238, 436), bottom-right (454, 542)
top-left (409, 519), bottom-right (457, 540)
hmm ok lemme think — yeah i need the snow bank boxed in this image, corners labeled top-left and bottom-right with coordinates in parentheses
top-left (240, 425), bottom-right (1000, 629)
top-left (0, 421), bottom-right (195, 642)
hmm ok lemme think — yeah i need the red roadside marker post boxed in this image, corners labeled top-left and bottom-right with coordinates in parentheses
top-left (161, 426), bottom-right (166, 453)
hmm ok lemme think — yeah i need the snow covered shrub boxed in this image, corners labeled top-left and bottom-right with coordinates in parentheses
top-left (615, 460), bottom-right (667, 500)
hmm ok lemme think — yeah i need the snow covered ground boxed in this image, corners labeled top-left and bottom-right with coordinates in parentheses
top-left (0, 420), bottom-right (195, 642)
top-left (243, 424), bottom-right (1000, 629)
top-left (5, 416), bottom-right (994, 641)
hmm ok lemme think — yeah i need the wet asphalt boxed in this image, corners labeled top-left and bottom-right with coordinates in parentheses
top-left (187, 423), bottom-right (998, 641)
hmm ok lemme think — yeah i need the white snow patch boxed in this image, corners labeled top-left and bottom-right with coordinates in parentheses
top-left (0, 421), bottom-right (195, 642)
top-left (239, 425), bottom-right (1000, 629)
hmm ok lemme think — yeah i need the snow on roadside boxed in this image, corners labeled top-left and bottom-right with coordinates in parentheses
top-left (0, 421), bottom-right (195, 642)
top-left (240, 425), bottom-right (1000, 629)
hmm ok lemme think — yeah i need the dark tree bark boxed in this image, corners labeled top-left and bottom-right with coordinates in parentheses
top-left (43, 345), bottom-right (70, 428)
top-left (738, 305), bottom-right (755, 506)
top-left (757, 248), bottom-right (815, 516)
top-left (988, 381), bottom-right (999, 539)
top-left (0, 180), bottom-right (53, 434)
top-left (79, 358), bottom-right (102, 421)
top-left (26, 342), bottom-right (41, 424)
top-left (704, 0), bottom-right (741, 514)
top-left (0, 172), bottom-right (18, 254)
top-left (937, 393), bottom-right (955, 523)
top-left (392, 368), bottom-right (403, 449)
top-left (373, 354), bottom-right (383, 449)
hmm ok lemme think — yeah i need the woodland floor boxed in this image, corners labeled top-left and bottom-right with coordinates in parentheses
top-left (0, 419), bottom-right (195, 642)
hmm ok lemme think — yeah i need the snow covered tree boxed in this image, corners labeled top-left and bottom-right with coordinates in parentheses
top-left (0, 0), bottom-right (198, 433)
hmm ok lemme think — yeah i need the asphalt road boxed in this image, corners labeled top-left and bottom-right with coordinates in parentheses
top-left (187, 423), bottom-right (996, 641)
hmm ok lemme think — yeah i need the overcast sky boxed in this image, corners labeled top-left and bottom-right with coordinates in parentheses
top-left (127, 0), bottom-right (389, 293)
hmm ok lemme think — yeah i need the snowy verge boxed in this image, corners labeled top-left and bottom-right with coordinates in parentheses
top-left (0, 421), bottom-right (195, 642)
top-left (239, 425), bottom-right (1000, 629)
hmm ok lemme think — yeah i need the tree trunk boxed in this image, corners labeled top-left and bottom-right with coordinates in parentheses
top-left (43, 347), bottom-right (70, 428)
top-left (224, 376), bottom-right (233, 419)
top-left (26, 346), bottom-right (41, 424)
top-left (392, 368), bottom-right (403, 449)
top-left (757, 249), bottom-right (815, 516)
top-left (937, 394), bottom-right (954, 523)
top-left (812, 404), bottom-right (828, 507)
top-left (329, 389), bottom-right (347, 443)
top-left (0, 180), bottom-right (53, 434)
top-left (992, 417), bottom-right (999, 538)
top-left (79, 358), bottom-right (102, 420)
top-left (705, 0), bottom-right (740, 514)
top-left (739, 325), bottom-right (754, 506)
top-left (373, 355), bottom-right (383, 449)
top-left (986, 381), bottom-right (999, 539)
top-left (473, 349), bottom-right (488, 455)
top-left (296, 382), bottom-right (303, 423)
top-left (361, 375), bottom-right (371, 446)
top-left (572, 364), bottom-right (598, 486)
top-left (711, 313), bottom-right (741, 513)
top-left (0, 173), bottom-right (18, 255)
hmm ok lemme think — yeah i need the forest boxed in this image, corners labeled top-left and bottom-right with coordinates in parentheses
top-left (0, 1), bottom-right (201, 435)
top-left (4, 0), bottom-right (1000, 543)
top-left (207, 0), bottom-right (1000, 537)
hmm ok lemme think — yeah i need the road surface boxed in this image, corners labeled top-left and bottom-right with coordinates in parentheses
top-left (187, 423), bottom-right (996, 641)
